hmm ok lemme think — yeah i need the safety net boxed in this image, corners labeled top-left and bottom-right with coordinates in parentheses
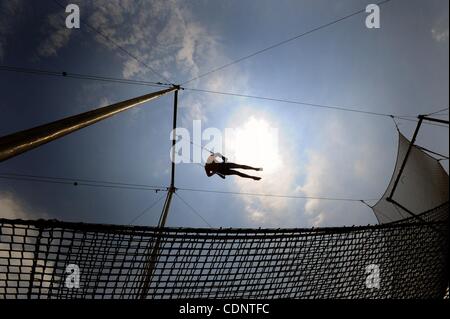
top-left (0, 202), bottom-right (448, 299)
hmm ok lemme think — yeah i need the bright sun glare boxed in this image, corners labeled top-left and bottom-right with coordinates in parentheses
top-left (226, 117), bottom-right (282, 174)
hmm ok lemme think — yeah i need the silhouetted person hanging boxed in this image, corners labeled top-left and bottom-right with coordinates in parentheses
top-left (204, 153), bottom-right (262, 181)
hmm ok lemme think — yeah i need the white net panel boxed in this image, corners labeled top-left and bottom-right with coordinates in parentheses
top-left (373, 133), bottom-right (449, 224)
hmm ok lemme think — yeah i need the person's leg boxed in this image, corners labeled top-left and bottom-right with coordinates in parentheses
top-left (224, 169), bottom-right (261, 180)
top-left (223, 163), bottom-right (261, 171)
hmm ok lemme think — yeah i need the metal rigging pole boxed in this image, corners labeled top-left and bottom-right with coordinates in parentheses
top-left (159, 87), bottom-right (179, 227)
top-left (0, 86), bottom-right (177, 162)
top-left (139, 86), bottom-right (180, 299)
top-left (0, 81), bottom-right (183, 298)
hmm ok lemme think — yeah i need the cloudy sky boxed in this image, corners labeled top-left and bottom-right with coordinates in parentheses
top-left (0, 0), bottom-right (448, 228)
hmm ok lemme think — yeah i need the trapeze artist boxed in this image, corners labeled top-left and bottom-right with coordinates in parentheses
top-left (204, 153), bottom-right (262, 181)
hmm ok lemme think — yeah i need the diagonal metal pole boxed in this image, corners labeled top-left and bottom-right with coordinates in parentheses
top-left (0, 86), bottom-right (177, 162)
top-left (421, 116), bottom-right (449, 125)
top-left (415, 145), bottom-right (449, 160)
top-left (139, 87), bottom-right (179, 299)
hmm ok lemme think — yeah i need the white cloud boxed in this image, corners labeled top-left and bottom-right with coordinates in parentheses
top-left (35, 0), bottom-right (248, 123)
top-left (432, 28), bottom-right (449, 43)
top-left (296, 116), bottom-right (388, 227)
top-left (0, 191), bottom-right (46, 220)
top-left (80, 0), bottom-right (194, 81)
top-left (98, 96), bottom-right (110, 107)
top-left (431, 16), bottom-right (449, 43)
top-left (122, 59), bottom-right (140, 79)
top-left (224, 108), bottom-right (300, 227)
top-left (219, 111), bottom-right (388, 228)
top-left (37, 13), bottom-right (72, 57)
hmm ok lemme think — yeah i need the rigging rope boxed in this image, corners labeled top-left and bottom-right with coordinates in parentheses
top-left (0, 172), bottom-right (166, 192)
top-left (128, 192), bottom-right (167, 224)
top-left (177, 187), bottom-right (380, 202)
top-left (426, 107), bottom-right (449, 116)
top-left (181, 0), bottom-right (393, 84)
top-left (1, 65), bottom-right (446, 128)
top-left (0, 66), bottom-right (171, 88)
top-left (174, 192), bottom-right (212, 227)
top-left (0, 172), bottom-right (381, 203)
top-left (52, 0), bottom-right (174, 85)
top-left (391, 115), bottom-right (401, 132)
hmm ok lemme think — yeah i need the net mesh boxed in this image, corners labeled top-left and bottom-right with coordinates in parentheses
top-left (0, 202), bottom-right (448, 299)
